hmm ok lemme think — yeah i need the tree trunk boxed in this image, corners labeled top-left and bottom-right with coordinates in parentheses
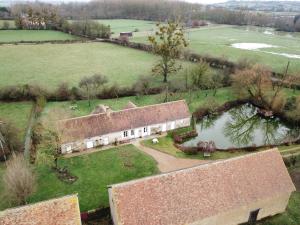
top-left (163, 73), bottom-right (167, 83)
top-left (54, 158), bottom-right (58, 169)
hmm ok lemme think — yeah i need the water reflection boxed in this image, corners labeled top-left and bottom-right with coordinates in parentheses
top-left (184, 104), bottom-right (297, 149)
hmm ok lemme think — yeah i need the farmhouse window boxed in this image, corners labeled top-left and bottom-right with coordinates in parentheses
top-left (144, 127), bottom-right (147, 133)
top-left (131, 130), bottom-right (134, 136)
top-left (123, 131), bottom-right (128, 137)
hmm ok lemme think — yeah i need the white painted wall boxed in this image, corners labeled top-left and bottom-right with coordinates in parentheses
top-left (61, 117), bottom-right (191, 154)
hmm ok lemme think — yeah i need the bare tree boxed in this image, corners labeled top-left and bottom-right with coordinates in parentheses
top-left (79, 74), bottom-right (108, 107)
top-left (3, 154), bottom-right (36, 206)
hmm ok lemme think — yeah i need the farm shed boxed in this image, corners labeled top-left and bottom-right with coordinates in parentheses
top-left (120, 32), bottom-right (133, 37)
top-left (0, 194), bottom-right (81, 225)
top-left (57, 100), bottom-right (191, 153)
top-left (108, 149), bottom-right (296, 225)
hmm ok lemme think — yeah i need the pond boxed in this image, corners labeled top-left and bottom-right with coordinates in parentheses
top-left (183, 104), bottom-right (299, 149)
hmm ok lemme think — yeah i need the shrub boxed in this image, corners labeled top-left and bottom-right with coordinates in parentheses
top-left (3, 154), bottom-right (36, 205)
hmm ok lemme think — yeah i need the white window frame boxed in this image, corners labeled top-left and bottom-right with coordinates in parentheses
top-left (144, 127), bottom-right (148, 133)
top-left (131, 130), bottom-right (135, 136)
top-left (123, 131), bottom-right (128, 137)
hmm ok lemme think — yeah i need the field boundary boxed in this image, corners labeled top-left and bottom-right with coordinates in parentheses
top-left (0, 39), bottom-right (91, 45)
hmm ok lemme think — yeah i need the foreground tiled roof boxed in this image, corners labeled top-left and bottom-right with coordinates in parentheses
top-left (58, 100), bottom-right (190, 143)
top-left (109, 149), bottom-right (296, 225)
top-left (0, 195), bottom-right (81, 225)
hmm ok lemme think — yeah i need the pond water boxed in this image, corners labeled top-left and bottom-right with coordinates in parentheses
top-left (183, 104), bottom-right (298, 149)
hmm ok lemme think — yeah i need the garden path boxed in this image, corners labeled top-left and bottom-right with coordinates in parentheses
top-left (133, 141), bottom-right (209, 173)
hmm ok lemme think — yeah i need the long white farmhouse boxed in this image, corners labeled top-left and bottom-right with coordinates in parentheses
top-left (57, 100), bottom-right (191, 154)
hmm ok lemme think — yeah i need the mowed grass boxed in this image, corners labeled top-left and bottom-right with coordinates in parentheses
top-left (28, 145), bottom-right (157, 212)
top-left (0, 101), bottom-right (33, 142)
top-left (0, 30), bottom-right (79, 43)
top-left (0, 42), bottom-right (194, 89)
top-left (133, 24), bottom-right (300, 73)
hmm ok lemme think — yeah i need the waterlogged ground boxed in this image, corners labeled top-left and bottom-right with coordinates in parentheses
top-left (133, 24), bottom-right (300, 73)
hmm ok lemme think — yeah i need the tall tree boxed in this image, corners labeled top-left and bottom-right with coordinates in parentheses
top-left (148, 21), bottom-right (188, 83)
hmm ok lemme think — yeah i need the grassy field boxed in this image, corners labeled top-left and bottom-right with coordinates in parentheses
top-left (42, 88), bottom-right (235, 119)
top-left (0, 30), bottom-right (79, 43)
top-left (95, 19), bottom-right (156, 37)
top-left (0, 20), bottom-right (15, 29)
top-left (133, 24), bottom-right (300, 73)
top-left (0, 101), bottom-right (33, 142)
top-left (0, 145), bottom-right (158, 211)
top-left (0, 42), bottom-right (194, 89)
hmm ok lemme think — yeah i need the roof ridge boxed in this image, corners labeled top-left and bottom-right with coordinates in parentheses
top-left (0, 194), bottom-right (78, 213)
top-left (109, 148), bottom-right (280, 189)
top-left (59, 99), bottom-right (187, 123)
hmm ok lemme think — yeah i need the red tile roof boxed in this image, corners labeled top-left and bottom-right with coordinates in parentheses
top-left (58, 100), bottom-right (190, 143)
top-left (109, 149), bottom-right (296, 225)
top-left (0, 195), bottom-right (81, 225)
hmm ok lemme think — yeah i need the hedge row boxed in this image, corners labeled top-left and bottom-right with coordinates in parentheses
top-left (0, 83), bottom-right (163, 102)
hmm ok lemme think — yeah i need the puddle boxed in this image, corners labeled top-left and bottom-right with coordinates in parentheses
top-left (231, 43), bottom-right (276, 50)
top-left (262, 51), bottom-right (300, 59)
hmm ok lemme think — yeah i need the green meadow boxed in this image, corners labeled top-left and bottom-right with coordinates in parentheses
top-left (133, 24), bottom-right (300, 73)
top-left (0, 42), bottom-right (194, 89)
top-left (95, 19), bottom-right (156, 37)
top-left (0, 20), bottom-right (15, 29)
top-left (0, 30), bottom-right (79, 43)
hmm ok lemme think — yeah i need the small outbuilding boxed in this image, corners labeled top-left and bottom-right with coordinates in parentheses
top-left (0, 195), bottom-right (81, 225)
top-left (120, 32), bottom-right (133, 38)
top-left (108, 149), bottom-right (295, 225)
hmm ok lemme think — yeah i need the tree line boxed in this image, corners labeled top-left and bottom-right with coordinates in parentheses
top-left (5, 0), bottom-right (299, 32)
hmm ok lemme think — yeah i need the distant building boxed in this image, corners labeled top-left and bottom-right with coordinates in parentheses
top-left (120, 32), bottom-right (133, 37)
top-left (0, 195), bottom-right (81, 225)
top-left (57, 100), bottom-right (191, 154)
top-left (108, 149), bottom-right (296, 225)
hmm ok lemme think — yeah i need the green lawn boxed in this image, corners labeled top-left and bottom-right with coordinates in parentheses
top-left (0, 30), bottom-right (79, 43)
top-left (133, 24), bottom-right (300, 73)
top-left (0, 20), bottom-right (15, 29)
top-left (142, 135), bottom-right (252, 160)
top-left (0, 101), bottom-right (33, 142)
top-left (0, 145), bottom-right (158, 211)
top-left (0, 42), bottom-right (194, 89)
top-left (42, 87), bottom-right (235, 119)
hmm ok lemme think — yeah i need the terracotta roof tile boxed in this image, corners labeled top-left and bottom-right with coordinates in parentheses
top-left (110, 149), bottom-right (296, 225)
top-left (0, 195), bottom-right (81, 225)
top-left (58, 100), bottom-right (190, 143)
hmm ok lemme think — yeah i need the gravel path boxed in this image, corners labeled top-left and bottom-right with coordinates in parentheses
top-left (133, 141), bottom-right (208, 173)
